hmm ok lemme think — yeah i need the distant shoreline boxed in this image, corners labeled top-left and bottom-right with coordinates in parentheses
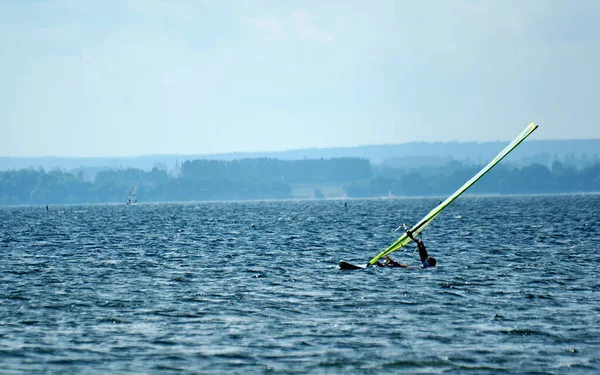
top-left (2, 158), bottom-right (598, 206)
top-left (2, 191), bottom-right (599, 208)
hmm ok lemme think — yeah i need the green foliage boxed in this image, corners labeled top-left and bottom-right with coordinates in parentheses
top-left (0, 157), bottom-right (370, 205)
top-left (2, 159), bottom-right (599, 205)
top-left (181, 157), bottom-right (371, 183)
top-left (344, 162), bottom-right (600, 198)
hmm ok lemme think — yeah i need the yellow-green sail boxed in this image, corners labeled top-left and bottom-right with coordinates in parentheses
top-left (369, 122), bottom-right (538, 265)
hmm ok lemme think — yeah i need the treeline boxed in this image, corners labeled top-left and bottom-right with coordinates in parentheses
top-left (345, 161), bottom-right (600, 197)
top-left (0, 157), bottom-right (370, 205)
top-left (1, 158), bottom-right (599, 206)
top-left (181, 158), bottom-right (371, 183)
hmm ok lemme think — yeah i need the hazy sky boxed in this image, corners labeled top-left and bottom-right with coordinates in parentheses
top-left (2, 0), bottom-right (599, 157)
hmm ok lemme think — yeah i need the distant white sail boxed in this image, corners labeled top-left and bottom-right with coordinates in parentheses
top-left (126, 186), bottom-right (138, 205)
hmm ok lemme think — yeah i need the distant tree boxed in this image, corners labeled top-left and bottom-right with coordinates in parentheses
top-left (2, 157), bottom-right (600, 205)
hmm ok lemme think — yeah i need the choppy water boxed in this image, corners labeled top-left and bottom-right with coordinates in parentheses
top-left (1, 195), bottom-right (599, 374)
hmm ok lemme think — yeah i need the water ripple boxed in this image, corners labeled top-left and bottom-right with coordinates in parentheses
top-left (1, 195), bottom-right (599, 373)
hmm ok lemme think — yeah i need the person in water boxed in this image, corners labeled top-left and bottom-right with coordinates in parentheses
top-left (406, 230), bottom-right (436, 268)
top-left (373, 230), bottom-right (436, 268)
top-left (374, 255), bottom-right (411, 268)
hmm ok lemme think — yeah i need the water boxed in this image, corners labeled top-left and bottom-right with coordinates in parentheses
top-left (1, 195), bottom-right (599, 374)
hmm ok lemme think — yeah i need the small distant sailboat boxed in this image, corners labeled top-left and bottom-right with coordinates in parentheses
top-left (126, 186), bottom-right (138, 206)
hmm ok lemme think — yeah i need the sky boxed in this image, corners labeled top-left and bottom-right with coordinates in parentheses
top-left (2, 0), bottom-right (599, 157)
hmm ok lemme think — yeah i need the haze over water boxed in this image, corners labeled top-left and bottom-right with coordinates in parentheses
top-left (1, 194), bottom-right (599, 373)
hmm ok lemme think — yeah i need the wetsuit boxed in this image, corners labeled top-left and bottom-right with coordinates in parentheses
top-left (407, 230), bottom-right (432, 268)
top-left (415, 238), bottom-right (431, 268)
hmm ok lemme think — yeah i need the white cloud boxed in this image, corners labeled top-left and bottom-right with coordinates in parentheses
top-left (291, 10), bottom-right (335, 44)
top-left (243, 16), bottom-right (286, 40)
top-left (125, 0), bottom-right (203, 23)
top-left (243, 9), bottom-right (335, 44)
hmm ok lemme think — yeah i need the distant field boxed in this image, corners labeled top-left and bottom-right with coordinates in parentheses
top-left (290, 183), bottom-right (346, 199)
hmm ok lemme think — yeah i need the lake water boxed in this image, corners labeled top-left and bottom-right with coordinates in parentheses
top-left (1, 195), bottom-right (599, 374)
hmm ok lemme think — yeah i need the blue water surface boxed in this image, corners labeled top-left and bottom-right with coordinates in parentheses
top-left (1, 194), bottom-right (599, 374)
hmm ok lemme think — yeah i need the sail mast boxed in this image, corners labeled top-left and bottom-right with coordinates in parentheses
top-left (368, 122), bottom-right (538, 265)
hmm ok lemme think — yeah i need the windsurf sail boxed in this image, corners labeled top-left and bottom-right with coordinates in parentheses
top-left (126, 186), bottom-right (138, 205)
top-left (368, 122), bottom-right (538, 265)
